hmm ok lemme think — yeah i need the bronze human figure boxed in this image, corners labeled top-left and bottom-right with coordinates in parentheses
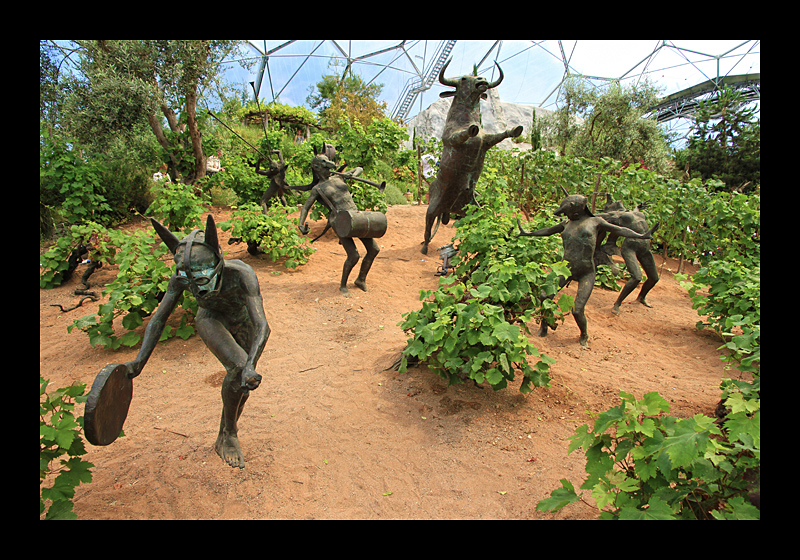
top-left (517, 194), bottom-right (656, 347)
top-left (298, 154), bottom-right (382, 297)
top-left (255, 149), bottom-right (293, 210)
top-left (596, 198), bottom-right (660, 315)
top-left (126, 215), bottom-right (270, 468)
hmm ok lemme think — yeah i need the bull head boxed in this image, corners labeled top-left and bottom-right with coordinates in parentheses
top-left (438, 58), bottom-right (504, 101)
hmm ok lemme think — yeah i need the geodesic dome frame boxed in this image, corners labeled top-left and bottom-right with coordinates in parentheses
top-left (225, 40), bottom-right (759, 144)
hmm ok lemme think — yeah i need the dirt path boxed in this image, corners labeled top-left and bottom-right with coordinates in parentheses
top-left (40, 203), bottom-right (740, 519)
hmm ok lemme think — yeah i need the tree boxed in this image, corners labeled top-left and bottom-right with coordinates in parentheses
top-left (684, 86), bottom-right (760, 192)
top-left (306, 63), bottom-right (387, 134)
top-left (551, 76), bottom-right (673, 174)
top-left (58, 40), bottom-right (243, 184)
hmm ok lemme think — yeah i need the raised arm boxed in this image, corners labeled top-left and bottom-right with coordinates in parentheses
top-left (516, 218), bottom-right (566, 237)
top-left (599, 218), bottom-right (659, 240)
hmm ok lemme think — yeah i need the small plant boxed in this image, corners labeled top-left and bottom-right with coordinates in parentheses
top-left (399, 277), bottom-right (557, 392)
top-left (40, 128), bottom-right (112, 228)
top-left (40, 376), bottom-right (94, 520)
top-left (536, 389), bottom-right (760, 519)
top-left (676, 258), bottom-right (760, 374)
top-left (69, 228), bottom-right (197, 348)
top-left (398, 185), bottom-right (572, 393)
top-left (40, 222), bottom-right (118, 289)
top-left (147, 178), bottom-right (209, 233)
top-left (219, 203), bottom-right (315, 269)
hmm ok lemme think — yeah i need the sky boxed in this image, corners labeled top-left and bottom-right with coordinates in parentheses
top-left (46, 40), bottom-right (760, 147)
top-left (219, 40), bottom-right (759, 146)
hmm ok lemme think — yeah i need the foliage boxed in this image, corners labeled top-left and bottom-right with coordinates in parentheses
top-left (482, 148), bottom-right (760, 269)
top-left (536, 389), bottom-right (760, 520)
top-left (677, 258), bottom-right (760, 374)
top-left (383, 183), bottom-right (409, 205)
top-left (575, 79), bottom-right (672, 174)
top-left (60, 40), bottom-right (245, 185)
top-left (218, 151), bottom-right (271, 206)
top-left (219, 203), bottom-right (315, 269)
top-left (40, 221), bottom-right (118, 289)
top-left (40, 377), bottom-right (93, 520)
top-left (545, 76), bottom-right (673, 174)
top-left (234, 99), bottom-right (320, 131)
top-left (398, 184), bottom-right (571, 393)
top-left (307, 66), bottom-right (388, 133)
top-left (147, 176), bottom-right (209, 233)
top-left (399, 277), bottom-right (558, 393)
top-left (336, 117), bottom-right (408, 170)
top-left (69, 228), bottom-right (197, 348)
top-left (682, 86), bottom-right (760, 192)
top-left (40, 128), bottom-right (112, 234)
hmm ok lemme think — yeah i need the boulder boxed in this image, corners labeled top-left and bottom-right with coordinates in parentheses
top-left (404, 89), bottom-right (555, 151)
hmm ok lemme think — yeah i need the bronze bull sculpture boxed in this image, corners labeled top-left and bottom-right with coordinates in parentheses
top-left (421, 59), bottom-right (523, 254)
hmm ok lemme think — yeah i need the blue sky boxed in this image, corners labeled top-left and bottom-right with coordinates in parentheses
top-left (47, 40), bottom-right (760, 146)
top-left (226, 40), bottom-right (758, 110)
top-left (219, 40), bottom-right (759, 146)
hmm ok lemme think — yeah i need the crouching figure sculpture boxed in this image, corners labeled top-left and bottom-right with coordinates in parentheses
top-left (421, 59), bottom-right (523, 254)
top-left (84, 215), bottom-right (270, 469)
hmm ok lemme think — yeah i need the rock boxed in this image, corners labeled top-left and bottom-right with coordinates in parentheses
top-left (404, 88), bottom-right (555, 151)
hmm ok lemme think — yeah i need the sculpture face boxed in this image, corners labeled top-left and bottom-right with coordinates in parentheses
top-left (151, 215), bottom-right (225, 300)
top-left (555, 195), bottom-right (594, 220)
top-left (175, 241), bottom-right (222, 298)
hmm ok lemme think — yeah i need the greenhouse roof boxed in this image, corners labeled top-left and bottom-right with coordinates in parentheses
top-left (222, 40), bottom-right (759, 143)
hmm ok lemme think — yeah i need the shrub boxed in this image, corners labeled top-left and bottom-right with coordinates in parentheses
top-left (398, 185), bottom-right (572, 392)
top-left (40, 377), bottom-right (94, 520)
top-left (536, 389), bottom-right (760, 520)
top-left (219, 202), bottom-right (314, 269)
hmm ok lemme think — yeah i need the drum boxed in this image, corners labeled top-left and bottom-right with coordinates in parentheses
top-left (333, 210), bottom-right (387, 239)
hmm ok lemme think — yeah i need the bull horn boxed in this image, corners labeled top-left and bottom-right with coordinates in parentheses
top-left (438, 58), bottom-right (459, 88)
top-left (560, 185), bottom-right (569, 196)
top-left (487, 62), bottom-right (504, 89)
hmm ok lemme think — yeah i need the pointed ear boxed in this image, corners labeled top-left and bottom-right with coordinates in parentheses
top-left (150, 218), bottom-right (180, 254)
top-left (204, 214), bottom-right (220, 252)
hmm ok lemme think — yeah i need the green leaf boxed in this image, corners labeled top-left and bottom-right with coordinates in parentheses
top-left (724, 410), bottom-right (760, 447)
top-left (567, 424), bottom-right (594, 454)
top-left (119, 330), bottom-right (142, 347)
top-left (121, 311), bottom-right (143, 331)
top-left (43, 498), bottom-right (78, 520)
top-left (175, 323), bottom-right (195, 340)
top-left (535, 479), bottom-right (580, 512)
top-left (618, 497), bottom-right (677, 520)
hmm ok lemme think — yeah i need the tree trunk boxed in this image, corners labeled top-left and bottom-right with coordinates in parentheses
top-left (147, 112), bottom-right (182, 182)
top-left (185, 84), bottom-right (206, 184)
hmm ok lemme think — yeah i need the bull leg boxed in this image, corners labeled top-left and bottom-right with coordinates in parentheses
top-left (422, 186), bottom-right (443, 254)
top-left (422, 209), bottom-right (437, 255)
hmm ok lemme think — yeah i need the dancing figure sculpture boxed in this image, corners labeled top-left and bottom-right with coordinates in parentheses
top-left (517, 193), bottom-right (657, 347)
top-left (596, 198), bottom-right (659, 315)
top-left (298, 154), bottom-right (386, 297)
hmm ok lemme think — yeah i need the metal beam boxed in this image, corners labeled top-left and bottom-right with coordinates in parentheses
top-left (646, 73), bottom-right (760, 122)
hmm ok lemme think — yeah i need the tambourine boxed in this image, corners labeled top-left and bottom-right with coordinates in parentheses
top-left (84, 363), bottom-right (133, 446)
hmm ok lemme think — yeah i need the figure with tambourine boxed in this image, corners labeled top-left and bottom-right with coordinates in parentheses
top-left (84, 215), bottom-right (270, 469)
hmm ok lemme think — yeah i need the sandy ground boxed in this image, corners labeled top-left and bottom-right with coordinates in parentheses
top-left (39, 203), bottom-right (743, 520)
